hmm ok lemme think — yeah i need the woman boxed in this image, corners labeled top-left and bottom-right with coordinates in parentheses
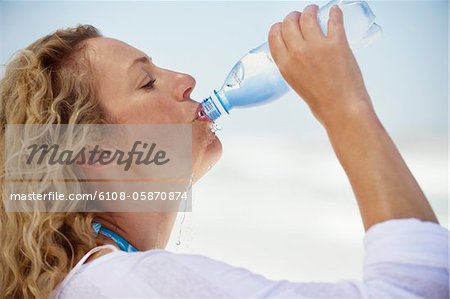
top-left (0, 4), bottom-right (448, 299)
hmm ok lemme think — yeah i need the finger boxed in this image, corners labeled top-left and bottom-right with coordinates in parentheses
top-left (268, 22), bottom-right (287, 65)
top-left (280, 11), bottom-right (304, 50)
top-left (300, 4), bottom-right (325, 41)
top-left (327, 5), bottom-right (346, 40)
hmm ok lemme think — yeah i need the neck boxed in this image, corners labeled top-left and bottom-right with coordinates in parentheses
top-left (92, 211), bottom-right (177, 251)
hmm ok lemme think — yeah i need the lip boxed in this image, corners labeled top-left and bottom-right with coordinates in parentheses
top-left (193, 104), bottom-right (212, 122)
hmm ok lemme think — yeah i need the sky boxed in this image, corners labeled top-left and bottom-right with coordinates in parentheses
top-left (0, 1), bottom-right (448, 140)
top-left (0, 0), bottom-right (448, 282)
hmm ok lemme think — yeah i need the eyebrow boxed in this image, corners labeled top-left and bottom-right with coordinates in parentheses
top-left (128, 56), bottom-right (152, 72)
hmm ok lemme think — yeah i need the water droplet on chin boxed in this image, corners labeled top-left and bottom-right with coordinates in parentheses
top-left (209, 122), bottom-right (222, 133)
top-left (207, 165), bottom-right (212, 170)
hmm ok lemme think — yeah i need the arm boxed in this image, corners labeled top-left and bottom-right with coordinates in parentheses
top-left (325, 102), bottom-right (438, 231)
top-left (267, 5), bottom-right (438, 231)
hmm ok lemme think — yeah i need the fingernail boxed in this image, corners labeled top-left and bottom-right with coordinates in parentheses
top-left (307, 4), bottom-right (318, 11)
top-left (271, 22), bottom-right (281, 33)
top-left (310, 4), bottom-right (319, 14)
top-left (288, 11), bottom-right (300, 18)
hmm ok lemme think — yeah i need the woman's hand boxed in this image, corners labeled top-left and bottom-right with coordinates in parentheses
top-left (268, 4), bottom-right (372, 128)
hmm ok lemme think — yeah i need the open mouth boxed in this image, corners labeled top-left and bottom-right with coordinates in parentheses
top-left (194, 104), bottom-right (212, 122)
top-left (193, 103), bottom-right (221, 135)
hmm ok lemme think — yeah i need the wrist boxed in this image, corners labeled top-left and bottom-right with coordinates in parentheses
top-left (320, 97), bottom-right (378, 133)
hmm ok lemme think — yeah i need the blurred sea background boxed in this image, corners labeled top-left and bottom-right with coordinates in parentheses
top-left (1, 0), bottom-right (447, 282)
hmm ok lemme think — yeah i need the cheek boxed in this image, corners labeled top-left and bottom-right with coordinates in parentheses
top-left (110, 94), bottom-right (183, 124)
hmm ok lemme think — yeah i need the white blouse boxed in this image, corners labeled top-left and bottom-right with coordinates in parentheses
top-left (54, 218), bottom-right (449, 298)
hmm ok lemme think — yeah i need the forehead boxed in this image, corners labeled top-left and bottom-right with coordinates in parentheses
top-left (85, 37), bottom-right (146, 72)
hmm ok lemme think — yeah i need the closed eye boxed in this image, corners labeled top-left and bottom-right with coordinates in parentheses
top-left (141, 78), bottom-right (156, 90)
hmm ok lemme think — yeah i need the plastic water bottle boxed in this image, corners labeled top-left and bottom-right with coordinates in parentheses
top-left (201, 0), bottom-right (382, 121)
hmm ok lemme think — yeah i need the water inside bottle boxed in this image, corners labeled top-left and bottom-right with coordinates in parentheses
top-left (225, 62), bottom-right (244, 89)
top-left (221, 44), bottom-right (289, 109)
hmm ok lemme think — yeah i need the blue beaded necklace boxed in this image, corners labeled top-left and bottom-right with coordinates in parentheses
top-left (91, 222), bottom-right (138, 252)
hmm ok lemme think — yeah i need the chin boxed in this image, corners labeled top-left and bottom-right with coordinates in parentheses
top-left (207, 134), bottom-right (223, 161)
top-left (193, 135), bottom-right (222, 183)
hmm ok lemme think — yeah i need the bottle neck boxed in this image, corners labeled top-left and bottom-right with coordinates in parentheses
top-left (201, 89), bottom-right (230, 121)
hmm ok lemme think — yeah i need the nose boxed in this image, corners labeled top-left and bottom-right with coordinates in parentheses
top-left (173, 72), bottom-right (196, 102)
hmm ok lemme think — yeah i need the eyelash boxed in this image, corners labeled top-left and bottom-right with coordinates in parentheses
top-left (141, 78), bottom-right (156, 90)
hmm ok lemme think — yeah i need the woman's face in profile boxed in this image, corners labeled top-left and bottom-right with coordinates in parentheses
top-left (86, 37), bottom-right (222, 181)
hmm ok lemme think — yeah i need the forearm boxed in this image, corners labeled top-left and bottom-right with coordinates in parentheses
top-left (324, 100), bottom-right (438, 231)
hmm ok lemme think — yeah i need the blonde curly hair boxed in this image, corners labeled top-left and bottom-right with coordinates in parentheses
top-left (0, 25), bottom-right (108, 298)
